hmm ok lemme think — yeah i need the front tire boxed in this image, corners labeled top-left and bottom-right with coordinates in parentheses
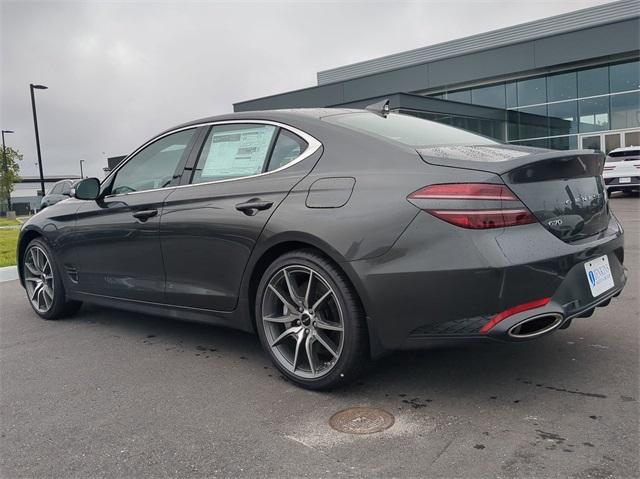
top-left (22, 238), bottom-right (81, 320)
top-left (255, 249), bottom-right (368, 390)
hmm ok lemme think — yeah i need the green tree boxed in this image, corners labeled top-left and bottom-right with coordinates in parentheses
top-left (0, 146), bottom-right (22, 212)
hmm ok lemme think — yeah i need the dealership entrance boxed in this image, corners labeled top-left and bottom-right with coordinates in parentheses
top-left (580, 129), bottom-right (640, 154)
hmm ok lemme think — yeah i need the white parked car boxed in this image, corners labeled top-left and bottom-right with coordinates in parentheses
top-left (603, 146), bottom-right (640, 196)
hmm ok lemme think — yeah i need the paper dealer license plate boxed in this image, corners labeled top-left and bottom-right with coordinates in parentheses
top-left (584, 255), bottom-right (614, 297)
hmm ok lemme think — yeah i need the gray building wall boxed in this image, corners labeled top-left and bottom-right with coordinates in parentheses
top-left (316, 0), bottom-right (639, 84)
top-left (234, 3), bottom-right (639, 112)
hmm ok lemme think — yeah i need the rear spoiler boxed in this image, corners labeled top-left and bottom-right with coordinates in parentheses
top-left (417, 145), bottom-right (604, 176)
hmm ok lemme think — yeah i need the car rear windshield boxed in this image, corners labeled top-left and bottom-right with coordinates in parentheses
top-left (324, 112), bottom-right (498, 148)
top-left (606, 149), bottom-right (640, 162)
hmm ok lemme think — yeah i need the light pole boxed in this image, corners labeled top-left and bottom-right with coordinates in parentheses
top-left (2, 129), bottom-right (14, 211)
top-left (30, 83), bottom-right (48, 197)
top-left (79, 159), bottom-right (85, 178)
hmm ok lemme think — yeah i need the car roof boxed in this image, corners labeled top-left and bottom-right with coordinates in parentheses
top-left (160, 108), bottom-right (364, 135)
top-left (608, 146), bottom-right (640, 154)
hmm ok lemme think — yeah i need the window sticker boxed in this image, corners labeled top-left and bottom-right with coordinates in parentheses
top-left (202, 126), bottom-right (275, 178)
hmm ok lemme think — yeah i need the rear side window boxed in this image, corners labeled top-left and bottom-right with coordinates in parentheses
top-left (324, 112), bottom-right (497, 147)
top-left (606, 149), bottom-right (640, 162)
top-left (266, 129), bottom-right (308, 172)
top-left (191, 124), bottom-right (276, 184)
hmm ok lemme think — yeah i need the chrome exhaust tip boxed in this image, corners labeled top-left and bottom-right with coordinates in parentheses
top-left (508, 313), bottom-right (564, 339)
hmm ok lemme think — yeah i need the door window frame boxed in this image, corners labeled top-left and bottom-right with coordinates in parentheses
top-left (101, 126), bottom-right (203, 198)
top-left (101, 120), bottom-right (321, 196)
top-left (180, 120), bottom-right (321, 187)
top-left (186, 123), bottom-right (285, 185)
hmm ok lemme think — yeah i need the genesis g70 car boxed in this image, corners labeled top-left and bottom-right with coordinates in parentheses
top-left (17, 106), bottom-right (626, 389)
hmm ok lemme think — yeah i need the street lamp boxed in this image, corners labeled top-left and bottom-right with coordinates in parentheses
top-left (79, 159), bottom-right (85, 178)
top-left (30, 83), bottom-right (48, 197)
top-left (2, 129), bottom-right (14, 211)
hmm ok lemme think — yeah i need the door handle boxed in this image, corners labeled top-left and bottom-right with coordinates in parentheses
top-left (235, 199), bottom-right (273, 216)
top-left (132, 209), bottom-right (158, 221)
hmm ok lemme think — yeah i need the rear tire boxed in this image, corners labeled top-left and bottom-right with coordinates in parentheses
top-left (255, 249), bottom-right (368, 390)
top-left (22, 238), bottom-right (82, 320)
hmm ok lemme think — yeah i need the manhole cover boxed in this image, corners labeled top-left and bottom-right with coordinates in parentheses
top-left (329, 407), bottom-right (395, 434)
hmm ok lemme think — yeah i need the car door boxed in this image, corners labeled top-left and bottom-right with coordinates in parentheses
top-left (70, 128), bottom-right (200, 303)
top-left (161, 121), bottom-right (322, 311)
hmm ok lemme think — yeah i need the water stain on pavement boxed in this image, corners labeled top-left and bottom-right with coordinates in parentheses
top-left (518, 379), bottom-right (607, 398)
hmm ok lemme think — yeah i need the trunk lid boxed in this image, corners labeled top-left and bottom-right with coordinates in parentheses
top-left (417, 145), bottom-right (609, 242)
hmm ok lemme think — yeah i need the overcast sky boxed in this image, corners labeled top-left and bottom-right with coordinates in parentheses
top-left (1, 0), bottom-right (613, 179)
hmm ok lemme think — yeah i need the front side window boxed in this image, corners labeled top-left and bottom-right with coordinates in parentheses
top-left (110, 129), bottom-right (195, 195)
top-left (61, 182), bottom-right (72, 195)
top-left (324, 112), bottom-right (497, 147)
top-left (191, 124), bottom-right (276, 184)
top-left (50, 182), bottom-right (63, 194)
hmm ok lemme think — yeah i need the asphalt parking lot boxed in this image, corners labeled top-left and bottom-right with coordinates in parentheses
top-left (1, 196), bottom-right (638, 478)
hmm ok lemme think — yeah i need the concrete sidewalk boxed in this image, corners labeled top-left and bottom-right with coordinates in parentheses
top-left (0, 266), bottom-right (18, 282)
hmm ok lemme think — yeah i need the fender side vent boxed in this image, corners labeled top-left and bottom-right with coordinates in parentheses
top-left (65, 266), bottom-right (79, 283)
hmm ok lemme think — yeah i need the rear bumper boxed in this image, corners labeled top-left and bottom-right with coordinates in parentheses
top-left (604, 176), bottom-right (640, 189)
top-left (348, 212), bottom-right (626, 354)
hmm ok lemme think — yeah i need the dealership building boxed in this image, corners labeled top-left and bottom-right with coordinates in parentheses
top-left (235, 0), bottom-right (639, 154)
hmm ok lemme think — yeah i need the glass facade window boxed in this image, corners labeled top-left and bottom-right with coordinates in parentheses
top-left (549, 136), bottom-right (578, 150)
top-left (625, 131), bottom-right (640, 147)
top-left (547, 72), bottom-right (577, 102)
top-left (581, 135), bottom-right (601, 150)
top-left (517, 77), bottom-right (546, 106)
top-left (506, 82), bottom-right (517, 109)
top-left (610, 91), bottom-right (640, 130)
top-left (471, 84), bottom-right (506, 108)
top-left (548, 101), bottom-right (578, 135)
top-left (518, 105), bottom-right (548, 139)
top-left (514, 138), bottom-right (549, 149)
top-left (578, 66), bottom-right (608, 97)
top-left (447, 90), bottom-right (471, 103)
top-left (425, 59), bottom-right (639, 150)
top-left (579, 97), bottom-right (610, 132)
top-left (610, 61), bottom-right (639, 93)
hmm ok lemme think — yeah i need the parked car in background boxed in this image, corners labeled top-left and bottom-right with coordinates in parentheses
top-left (17, 108), bottom-right (626, 389)
top-left (40, 179), bottom-right (80, 209)
top-left (603, 146), bottom-right (640, 196)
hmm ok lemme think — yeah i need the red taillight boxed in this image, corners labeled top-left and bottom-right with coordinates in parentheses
top-left (480, 297), bottom-right (552, 334)
top-left (427, 209), bottom-right (535, 229)
top-left (408, 183), bottom-right (536, 229)
top-left (409, 183), bottom-right (519, 201)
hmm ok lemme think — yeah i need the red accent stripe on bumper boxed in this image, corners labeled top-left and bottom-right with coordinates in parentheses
top-left (480, 297), bottom-right (552, 334)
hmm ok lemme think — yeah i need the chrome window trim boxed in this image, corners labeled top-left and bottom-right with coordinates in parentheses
top-left (103, 120), bottom-right (323, 198)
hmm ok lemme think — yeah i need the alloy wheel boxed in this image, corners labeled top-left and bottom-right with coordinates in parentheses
top-left (261, 265), bottom-right (344, 379)
top-left (24, 245), bottom-right (55, 314)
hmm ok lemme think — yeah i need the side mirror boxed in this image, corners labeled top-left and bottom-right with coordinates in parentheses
top-left (73, 177), bottom-right (101, 200)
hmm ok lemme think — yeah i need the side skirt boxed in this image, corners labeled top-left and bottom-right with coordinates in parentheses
top-left (68, 291), bottom-right (254, 333)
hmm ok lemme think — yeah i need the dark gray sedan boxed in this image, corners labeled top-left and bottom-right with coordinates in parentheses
top-left (17, 108), bottom-right (627, 389)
